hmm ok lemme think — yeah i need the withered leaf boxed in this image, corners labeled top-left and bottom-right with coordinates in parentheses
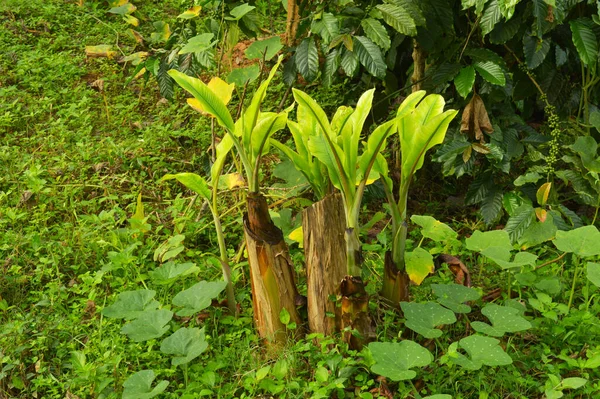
top-left (460, 93), bottom-right (493, 142)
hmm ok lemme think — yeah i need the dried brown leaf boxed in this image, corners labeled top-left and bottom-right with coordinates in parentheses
top-left (460, 93), bottom-right (493, 142)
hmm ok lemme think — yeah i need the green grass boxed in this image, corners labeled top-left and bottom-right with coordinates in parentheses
top-left (1, 1), bottom-right (600, 398)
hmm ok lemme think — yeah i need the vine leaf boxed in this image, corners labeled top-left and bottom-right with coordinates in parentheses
top-left (432, 283), bottom-right (481, 313)
top-left (172, 281), bottom-right (227, 316)
top-left (401, 302), bottom-right (457, 338)
top-left (160, 327), bottom-right (209, 366)
top-left (460, 93), bottom-right (493, 142)
top-left (102, 290), bottom-right (159, 320)
top-left (451, 335), bottom-right (513, 370)
top-left (122, 370), bottom-right (169, 399)
top-left (120, 309), bottom-right (173, 342)
top-left (368, 341), bottom-right (433, 381)
top-left (471, 303), bottom-right (532, 337)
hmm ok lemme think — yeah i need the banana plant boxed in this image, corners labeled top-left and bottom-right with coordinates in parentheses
top-left (161, 135), bottom-right (237, 316)
top-left (168, 57), bottom-right (287, 195)
top-left (169, 58), bottom-right (303, 345)
top-left (291, 88), bottom-right (397, 347)
top-left (379, 91), bottom-right (458, 306)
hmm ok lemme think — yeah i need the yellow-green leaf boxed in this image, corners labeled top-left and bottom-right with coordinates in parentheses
top-left (288, 226), bottom-right (303, 248)
top-left (536, 182), bottom-right (551, 206)
top-left (85, 45), bottom-right (117, 59)
top-left (405, 247), bottom-right (434, 285)
top-left (178, 6), bottom-right (202, 19)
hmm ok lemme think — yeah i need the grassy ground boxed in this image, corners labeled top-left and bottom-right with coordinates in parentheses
top-left (1, 1), bottom-right (599, 398)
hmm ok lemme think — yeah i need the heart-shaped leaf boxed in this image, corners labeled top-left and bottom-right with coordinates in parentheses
top-left (405, 247), bottom-right (434, 285)
top-left (120, 309), bottom-right (173, 342)
top-left (172, 281), bottom-right (227, 316)
top-left (160, 327), bottom-right (208, 366)
top-left (122, 370), bottom-right (169, 399)
top-left (471, 303), bottom-right (532, 337)
top-left (102, 290), bottom-right (159, 320)
top-left (553, 226), bottom-right (600, 257)
top-left (149, 262), bottom-right (200, 285)
top-left (401, 302), bottom-right (457, 338)
top-left (451, 335), bottom-right (512, 370)
top-left (245, 37), bottom-right (283, 61)
top-left (465, 230), bottom-right (512, 252)
top-left (369, 341), bottom-right (433, 381)
top-left (432, 283), bottom-right (481, 313)
top-left (587, 262), bottom-right (600, 288)
top-left (411, 215), bottom-right (458, 242)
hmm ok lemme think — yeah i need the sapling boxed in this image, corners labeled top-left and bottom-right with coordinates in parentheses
top-left (169, 58), bottom-right (302, 346)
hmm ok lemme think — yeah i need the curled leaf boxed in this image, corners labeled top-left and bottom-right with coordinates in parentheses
top-left (460, 93), bottom-right (493, 142)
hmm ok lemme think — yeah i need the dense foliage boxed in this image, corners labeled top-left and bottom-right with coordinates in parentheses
top-left (1, 0), bottom-right (600, 398)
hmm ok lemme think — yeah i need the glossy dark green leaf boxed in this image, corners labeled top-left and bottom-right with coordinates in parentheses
top-left (295, 37), bottom-right (319, 82)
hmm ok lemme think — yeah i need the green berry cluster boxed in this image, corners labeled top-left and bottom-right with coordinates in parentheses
top-left (542, 95), bottom-right (561, 174)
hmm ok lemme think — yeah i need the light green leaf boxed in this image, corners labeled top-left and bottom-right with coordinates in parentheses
top-left (295, 37), bottom-right (319, 82)
top-left (405, 247), bottom-right (434, 285)
top-left (518, 215), bottom-right (557, 250)
top-left (102, 290), bottom-right (159, 320)
top-left (432, 283), bottom-right (481, 313)
top-left (361, 18), bottom-right (391, 51)
top-left (473, 61), bottom-right (506, 86)
top-left (161, 173), bottom-right (211, 201)
top-left (245, 37), bottom-right (283, 61)
top-left (514, 172), bottom-right (542, 186)
top-left (471, 303), bottom-right (532, 337)
top-left (552, 226), bottom-right (600, 257)
top-left (559, 377), bottom-right (588, 390)
top-left (168, 70), bottom-right (235, 132)
top-left (401, 302), bottom-right (457, 338)
top-left (120, 309), bottom-right (173, 342)
top-left (149, 262), bottom-right (200, 285)
top-left (570, 18), bottom-right (598, 67)
top-left (411, 215), bottom-right (458, 242)
top-left (172, 281), bottom-right (227, 316)
top-left (422, 396), bottom-right (452, 399)
top-left (226, 4), bottom-right (255, 21)
top-left (452, 335), bottom-right (513, 370)
top-left (587, 262), bottom-right (600, 287)
top-left (160, 327), bottom-right (208, 366)
top-left (179, 33), bottom-right (214, 55)
top-left (376, 3), bottom-right (417, 36)
top-left (481, 247), bottom-right (538, 269)
top-left (353, 36), bottom-right (387, 79)
top-left (226, 65), bottom-right (260, 87)
top-left (122, 370), bottom-right (169, 399)
top-left (398, 94), bottom-right (458, 182)
top-left (465, 229), bottom-right (512, 252)
top-left (369, 341), bottom-right (433, 381)
top-left (358, 120), bottom-right (395, 183)
top-left (250, 112), bottom-right (288, 161)
top-left (454, 66), bottom-right (476, 98)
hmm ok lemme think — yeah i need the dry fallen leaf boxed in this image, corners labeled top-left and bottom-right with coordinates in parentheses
top-left (460, 93), bottom-right (493, 142)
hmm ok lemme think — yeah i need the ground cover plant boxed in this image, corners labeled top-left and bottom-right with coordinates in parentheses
top-left (1, 0), bottom-right (600, 398)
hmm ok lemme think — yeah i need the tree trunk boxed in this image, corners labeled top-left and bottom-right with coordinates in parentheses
top-left (303, 193), bottom-right (346, 336)
top-left (411, 40), bottom-right (425, 92)
top-left (285, 0), bottom-right (300, 46)
top-left (381, 251), bottom-right (410, 308)
top-left (244, 192), bottom-right (302, 346)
